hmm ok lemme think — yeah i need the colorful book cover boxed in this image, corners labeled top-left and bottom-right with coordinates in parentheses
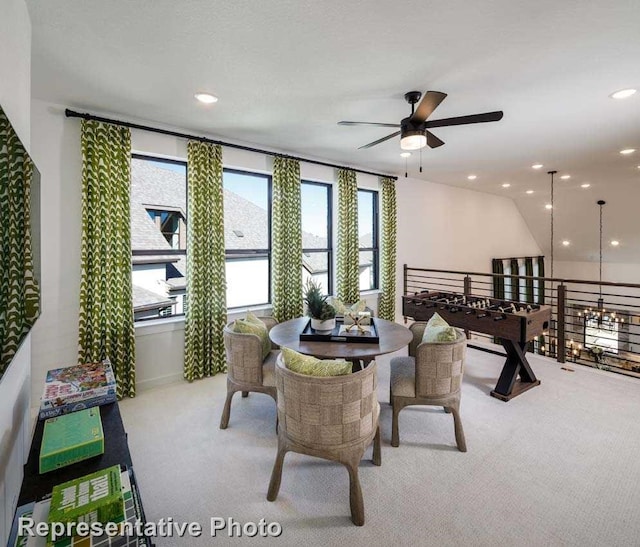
top-left (40, 408), bottom-right (105, 474)
top-left (40, 361), bottom-right (116, 413)
top-left (39, 392), bottom-right (117, 420)
top-left (48, 465), bottom-right (124, 527)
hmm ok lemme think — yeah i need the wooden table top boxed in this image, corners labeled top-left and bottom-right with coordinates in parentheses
top-left (269, 317), bottom-right (413, 360)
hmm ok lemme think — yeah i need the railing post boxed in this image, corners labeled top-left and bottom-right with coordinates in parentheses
top-left (403, 264), bottom-right (408, 324)
top-left (463, 275), bottom-right (472, 339)
top-left (557, 283), bottom-right (566, 363)
top-left (464, 275), bottom-right (472, 296)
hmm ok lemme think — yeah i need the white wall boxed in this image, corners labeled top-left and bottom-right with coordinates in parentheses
top-left (394, 177), bottom-right (542, 319)
top-left (0, 0), bottom-right (31, 543)
top-left (554, 260), bottom-right (640, 285)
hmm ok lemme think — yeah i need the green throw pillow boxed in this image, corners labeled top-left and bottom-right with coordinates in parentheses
top-left (245, 311), bottom-right (264, 325)
top-left (234, 318), bottom-right (271, 360)
top-left (426, 312), bottom-right (449, 328)
top-left (281, 347), bottom-right (352, 377)
top-left (422, 312), bottom-right (459, 343)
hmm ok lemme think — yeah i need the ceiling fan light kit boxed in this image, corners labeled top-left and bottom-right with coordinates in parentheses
top-left (338, 90), bottom-right (504, 168)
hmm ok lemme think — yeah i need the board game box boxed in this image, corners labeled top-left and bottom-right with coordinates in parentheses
top-left (48, 465), bottom-right (124, 527)
top-left (40, 361), bottom-right (116, 419)
top-left (39, 407), bottom-right (105, 474)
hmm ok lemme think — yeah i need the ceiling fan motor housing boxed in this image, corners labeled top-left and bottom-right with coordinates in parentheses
top-left (400, 117), bottom-right (425, 138)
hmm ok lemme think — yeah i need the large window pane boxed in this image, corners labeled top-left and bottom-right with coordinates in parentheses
top-left (224, 170), bottom-right (269, 251)
top-left (226, 258), bottom-right (269, 308)
top-left (301, 183), bottom-right (329, 247)
top-left (358, 191), bottom-right (374, 248)
top-left (301, 181), bottom-right (332, 295)
top-left (357, 189), bottom-right (379, 290)
top-left (130, 156), bottom-right (187, 321)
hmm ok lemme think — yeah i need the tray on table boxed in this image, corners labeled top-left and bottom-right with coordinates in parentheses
top-left (299, 318), bottom-right (380, 344)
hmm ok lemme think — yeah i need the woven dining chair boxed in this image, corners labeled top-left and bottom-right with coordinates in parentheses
top-left (389, 324), bottom-right (467, 451)
top-left (267, 354), bottom-right (381, 526)
top-left (219, 316), bottom-right (279, 429)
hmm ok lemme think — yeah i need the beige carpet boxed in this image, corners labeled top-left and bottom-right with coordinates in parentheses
top-left (119, 348), bottom-right (640, 546)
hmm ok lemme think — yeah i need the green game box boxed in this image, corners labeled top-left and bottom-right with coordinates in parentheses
top-left (39, 407), bottom-right (105, 473)
top-left (48, 465), bottom-right (124, 527)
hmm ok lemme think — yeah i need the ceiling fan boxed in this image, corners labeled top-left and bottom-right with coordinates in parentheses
top-left (338, 91), bottom-right (504, 150)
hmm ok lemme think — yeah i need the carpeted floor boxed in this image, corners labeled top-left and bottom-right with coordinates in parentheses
top-left (119, 348), bottom-right (640, 546)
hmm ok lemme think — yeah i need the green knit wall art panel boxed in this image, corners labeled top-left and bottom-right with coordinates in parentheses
top-left (378, 177), bottom-right (397, 321)
top-left (0, 107), bottom-right (40, 378)
top-left (184, 141), bottom-right (227, 381)
top-left (272, 156), bottom-right (303, 322)
top-left (336, 169), bottom-right (360, 303)
top-left (78, 120), bottom-right (136, 398)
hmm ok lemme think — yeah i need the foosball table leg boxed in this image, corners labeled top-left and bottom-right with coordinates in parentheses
top-left (490, 340), bottom-right (541, 402)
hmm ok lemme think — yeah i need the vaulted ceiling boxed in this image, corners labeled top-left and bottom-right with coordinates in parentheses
top-left (27, 0), bottom-right (640, 263)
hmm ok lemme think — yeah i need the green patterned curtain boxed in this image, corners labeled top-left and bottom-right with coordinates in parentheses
top-left (271, 157), bottom-right (303, 321)
top-left (492, 259), bottom-right (505, 299)
top-left (184, 141), bottom-right (226, 381)
top-left (0, 108), bottom-right (40, 378)
top-left (78, 120), bottom-right (135, 398)
top-left (525, 257), bottom-right (534, 303)
top-left (378, 177), bottom-right (397, 321)
top-left (337, 169), bottom-right (359, 303)
top-left (510, 258), bottom-right (520, 302)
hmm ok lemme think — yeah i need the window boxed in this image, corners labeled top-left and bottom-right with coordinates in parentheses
top-left (224, 169), bottom-right (271, 308)
top-left (357, 189), bottom-right (379, 291)
top-left (301, 181), bottom-right (332, 294)
top-left (130, 155), bottom-right (187, 321)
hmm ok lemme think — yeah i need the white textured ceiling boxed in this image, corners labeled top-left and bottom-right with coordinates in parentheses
top-left (27, 0), bottom-right (640, 263)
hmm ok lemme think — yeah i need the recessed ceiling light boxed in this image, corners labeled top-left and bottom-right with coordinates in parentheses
top-left (610, 89), bottom-right (637, 99)
top-left (611, 240), bottom-right (620, 246)
top-left (545, 204), bottom-right (553, 210)
top-left (194, 92), bottom-right (218, 104)
top-left (620, 148), bottom-right (636, 155)
top-left (562, 240), bottom-right (570, 246)
top-left (526, 190), bottom-right (534, 194)
top-left (400, 152), bottom-right (411, 158)
top-left (581, 183), bottom-right (591, 188)
top-left (467, 175), bottom-right (477, 180)
top-left (502, 183), bottom-right (511, 188)
top-left (560, 174), bottom-right (571, 180)
top-left (531, 164), bottom-right (543, 169)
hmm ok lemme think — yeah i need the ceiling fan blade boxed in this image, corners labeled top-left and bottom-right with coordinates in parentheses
top-left (426, 131), bottom-right (444, 148)
top-left (358, 131), bottom-right (401, 149)
top-left (425, 110), bottom-right (504, 128)
top-left (410, 91), bottom-right (448, 123)
top-left (338, 121), bottom-right (400, 128)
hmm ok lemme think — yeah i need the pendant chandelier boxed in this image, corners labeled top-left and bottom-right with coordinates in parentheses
top-left (578, 200), bottom-right (623, 327)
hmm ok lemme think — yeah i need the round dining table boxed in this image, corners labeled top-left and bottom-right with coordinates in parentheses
top-left (269, 317), bottom-right (413, 368)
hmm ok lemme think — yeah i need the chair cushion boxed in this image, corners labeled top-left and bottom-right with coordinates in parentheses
top-left (262, 351), bottom-right (278, 387)
top-left (281, 347), bottom-right (352, 377)
top-left (390, 356), bottom-right (416, 398)
top-left (422, 312), bottom-right (458, 343)
top-left (233, 317), bottom-right (271, 360)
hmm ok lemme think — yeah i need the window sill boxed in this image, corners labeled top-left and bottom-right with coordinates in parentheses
top-left (135, 315), bottom-right (185, 335)
top-left (134, 304), bottom-right (275, 334)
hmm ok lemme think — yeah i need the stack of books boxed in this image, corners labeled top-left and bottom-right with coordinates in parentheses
top-left (39, 361), bottom-right (117, 420)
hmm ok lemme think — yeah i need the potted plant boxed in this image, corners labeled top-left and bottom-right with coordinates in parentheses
top-left (304, 279), bottom-right (336, 332)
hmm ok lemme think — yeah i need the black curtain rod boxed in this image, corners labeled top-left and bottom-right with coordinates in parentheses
top-left (65, 109), bottom-right (398, 180)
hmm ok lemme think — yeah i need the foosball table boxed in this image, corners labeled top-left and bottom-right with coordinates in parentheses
top-left (402, 290), bottom-right (552, 401)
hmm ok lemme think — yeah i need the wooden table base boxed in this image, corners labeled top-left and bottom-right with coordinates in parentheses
top-left (490, 339), bottom-right (541, 402)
